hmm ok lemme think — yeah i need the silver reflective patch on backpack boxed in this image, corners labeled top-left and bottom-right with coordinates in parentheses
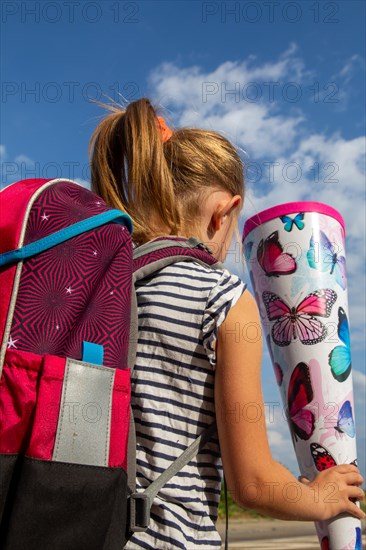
top-left (53, 358), bottom-right (115, 467)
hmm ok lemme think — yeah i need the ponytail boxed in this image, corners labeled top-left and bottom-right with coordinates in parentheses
top-left (89, 97), bottom-right (245, 246)
top-left (89, 98), bottom-right (180, 245)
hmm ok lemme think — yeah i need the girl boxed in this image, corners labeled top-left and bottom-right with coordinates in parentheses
top-left (89, 97), bottom-right (364, 549)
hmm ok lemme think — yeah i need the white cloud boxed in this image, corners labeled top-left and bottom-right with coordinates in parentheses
top-left (332, 54), bottom-right (364, 86)
top-left (149, 45), bottom-right (308, 158)
top-left (14, 154), bottom-right (35, 167)
top-left (327, 54), bottom-right (365, 110)
top-left (267, 429), bottom-right (287, 447)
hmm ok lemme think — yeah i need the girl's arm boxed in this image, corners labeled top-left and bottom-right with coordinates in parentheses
top-left (215, 290), bottom-right (365, 521)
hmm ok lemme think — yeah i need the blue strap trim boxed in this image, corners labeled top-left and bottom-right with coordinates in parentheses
top-left (0, 209), bottom-right (133, 267)
top-left (82, 341), bottom-right (104, 366)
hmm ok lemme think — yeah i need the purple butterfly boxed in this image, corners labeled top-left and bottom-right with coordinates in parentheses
top-left (307, 230), bottom-right (347, 290)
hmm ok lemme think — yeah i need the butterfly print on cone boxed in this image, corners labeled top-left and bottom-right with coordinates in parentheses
top-left (335, 400), bottom-right (355, 438)
top-left (280, 213), bottom-right (305, 232)
top-left (328, 307), bottom-right (352, 382)
top-left (263, 289), bottom-right (337, 347)
top-left (307, 229), bottom-right (347, 290)
top-left (257, 231), bottom-right (296, 277)
top-left (287, 362), bottom-right (315, 443)
top-left (311, 443), bottom-right (358, 471)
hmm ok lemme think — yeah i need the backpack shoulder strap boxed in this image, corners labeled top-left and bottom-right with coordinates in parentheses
top-left (127, 236), bottom-right (224, 533)
top-left (133, 235), bottom-right (226, 282)
top-left (129, 422), bottom-right (217, 532)
top-left (0, 209), bottom-right (132, 267)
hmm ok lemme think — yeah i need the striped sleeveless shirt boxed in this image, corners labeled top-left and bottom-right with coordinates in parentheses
top-left (125, 259), bottom-right (247, 549)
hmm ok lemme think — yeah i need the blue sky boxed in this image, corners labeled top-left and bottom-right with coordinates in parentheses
top-left (1, 1), bottom-right (365, 477)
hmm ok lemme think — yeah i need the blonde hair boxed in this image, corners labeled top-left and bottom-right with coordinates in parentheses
top-left (89, 97), bottom-right (245, 248)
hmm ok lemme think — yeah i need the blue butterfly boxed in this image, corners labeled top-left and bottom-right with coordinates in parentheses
top-left (307, 230), bottom-right (347, 290)
top-left (280, 213), bottom-right (305, 232)
top-left (328, 307), bottom-right (352, 382)
top-left (335, 400), bottom-right (355, 437)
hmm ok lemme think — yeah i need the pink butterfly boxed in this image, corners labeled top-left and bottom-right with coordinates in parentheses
top-left (257, 231), bottom-right (296, 277)
top-left (287, 362), bottom-right (314, 442)
top-left (263, 289), bottom-right (337, 346)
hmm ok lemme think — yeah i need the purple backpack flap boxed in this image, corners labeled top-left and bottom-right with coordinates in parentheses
top-left (126, 236), bottom-right (226, 538)
top-left (0, 178), bottom-right (133, 550)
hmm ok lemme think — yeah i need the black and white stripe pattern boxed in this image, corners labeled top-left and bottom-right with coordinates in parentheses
top-left (125, 261), bottom-right (246, 549)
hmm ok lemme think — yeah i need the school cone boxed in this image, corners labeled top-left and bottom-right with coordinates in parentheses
top-left (242, 202), bottom-right (361, 550)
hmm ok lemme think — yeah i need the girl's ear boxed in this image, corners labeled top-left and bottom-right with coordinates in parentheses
top-left (208, 194), bottom-right (242, 235)
top-left (223, 195), bottom-right (242, 217)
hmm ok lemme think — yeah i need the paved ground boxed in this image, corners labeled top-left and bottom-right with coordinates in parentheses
top-left (216, 518), bottom-right (366, 549)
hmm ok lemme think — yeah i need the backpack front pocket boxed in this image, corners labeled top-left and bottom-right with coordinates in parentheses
top-left (0, 354), bottom-right (130, 550)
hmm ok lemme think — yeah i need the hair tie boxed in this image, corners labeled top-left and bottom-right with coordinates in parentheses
top-left (156, 116), bottom-right (173, 143)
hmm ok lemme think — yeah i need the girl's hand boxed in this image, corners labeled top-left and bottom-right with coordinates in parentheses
top-left (299, 465), bottom-right (365, 521)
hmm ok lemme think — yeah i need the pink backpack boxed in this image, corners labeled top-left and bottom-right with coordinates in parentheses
top-left (0, 178), bottom-right (223, 549)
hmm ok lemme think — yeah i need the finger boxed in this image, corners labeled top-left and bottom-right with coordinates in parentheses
top-left (343, 472), bottom-right (365, 486)
top-left (333, 464), bottom-right (359, 475)
top-left (347, 486), bottom-right (365, 501)
top-left (346, 500), bottom-right (366, 520)
top-left (298, 476), bottom-right (310, 484)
